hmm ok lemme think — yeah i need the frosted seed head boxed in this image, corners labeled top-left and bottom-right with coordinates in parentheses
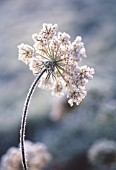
top-left (18, 23), bottom-right (95, 106)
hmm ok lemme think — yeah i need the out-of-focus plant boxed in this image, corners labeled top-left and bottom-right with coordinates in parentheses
top-left (17, 23), bottom-right (94, 169)
top-left (0, 140), bottom-right (51, 170)
top-left (88, 139), bottom-right (116, 170)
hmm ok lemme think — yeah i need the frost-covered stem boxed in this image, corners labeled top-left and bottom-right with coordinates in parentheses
top-left (20, 68), bottom-right (46, 170)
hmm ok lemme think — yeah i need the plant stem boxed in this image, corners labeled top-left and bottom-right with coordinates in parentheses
top-left (20, 68), bottom-right (46, 170)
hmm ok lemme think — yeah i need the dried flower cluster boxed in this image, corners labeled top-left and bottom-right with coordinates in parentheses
top-left (18, 23), bottom-right (94, 106)
top-left (0, 141), bottom-right (51, 170)
top-left (88, 139), bottom-right (116, 169)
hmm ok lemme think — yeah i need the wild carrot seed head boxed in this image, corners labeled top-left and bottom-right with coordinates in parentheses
top-left (18, 23), bottom-right (95, 106)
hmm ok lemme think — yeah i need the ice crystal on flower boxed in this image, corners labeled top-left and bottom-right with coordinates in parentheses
top-left (18, 23), bottom-right (94, 106)
top-left (18, 43), bottom-right (34, 65)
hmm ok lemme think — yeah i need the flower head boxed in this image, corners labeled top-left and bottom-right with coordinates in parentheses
top-left (18, 23), bottom-right (94, 106)
top-left (18, 43), bottom-right (34, 65)
top-left (0, 141), bottom-right (51, 170)
top-left (88, 139), bottom-right (116, 169)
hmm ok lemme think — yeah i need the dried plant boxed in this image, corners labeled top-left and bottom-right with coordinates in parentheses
top-left (88, 139), bottom-right (116, 170)
top-left (18, 23), bottom-right (94, 169)
top-left (0, 141), bottom-right (51, 170)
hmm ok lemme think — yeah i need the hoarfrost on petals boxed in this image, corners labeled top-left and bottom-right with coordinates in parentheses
top-left (18, 23), bottom-right (95, 106)
top-left (18, 43), bottom-right (34, 65)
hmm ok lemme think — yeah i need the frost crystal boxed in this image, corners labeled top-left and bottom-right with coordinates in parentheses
top-left (18, 23), bottom-right (94, 106)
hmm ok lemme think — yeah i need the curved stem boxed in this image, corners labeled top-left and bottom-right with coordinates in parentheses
top-left (20, 68), bottom-right (46, 170)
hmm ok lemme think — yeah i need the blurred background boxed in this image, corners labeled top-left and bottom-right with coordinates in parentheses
top-left (0, 0), bottom-right (116, 169)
